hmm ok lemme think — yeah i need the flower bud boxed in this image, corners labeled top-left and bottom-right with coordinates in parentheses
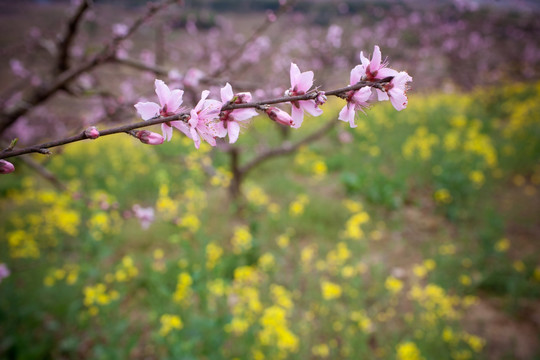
top-left (136, 130), bottom-right (164, 145)
top-left (266, 107), bottom-right (293, 126)
top-left (84, 126), bottom-right (100, 139)
top-left (0, 160), bottom-right (15, 174)
top-left (316, 91), bottom-right (327, 106)
top-left (235, 92), bottom-right (252, 104)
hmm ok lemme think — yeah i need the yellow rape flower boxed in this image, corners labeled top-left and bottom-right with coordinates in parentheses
top-left (321, 281), bottom-right (342, 300)
top-left (159, 314), bottom-right (183, 336)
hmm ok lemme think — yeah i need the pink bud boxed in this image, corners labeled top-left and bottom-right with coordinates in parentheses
top-left (84, 126), bottom-right (100, 139)
top-left (266, 107), bottom-right (293, 126)
top-left (136, 130), bottom-right (164, 145)
top-left (235, 92), bottom-right (252, 104)
top-left (316, 91), bottom-right (327, 106)
top-left (0, 160), bottom-right (15, 174)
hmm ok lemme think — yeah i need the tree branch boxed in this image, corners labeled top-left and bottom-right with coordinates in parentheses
top-left (0, 79), bottom-right (388, 160)
top-left (239, 118), bottom-right (337, 176)
top-left (0, 0), bottom-right (177, 135)
top-left (56, 0), bottom-right (92, 73)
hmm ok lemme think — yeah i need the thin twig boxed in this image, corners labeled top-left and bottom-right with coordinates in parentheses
top-left (0, 0), bottom-right (177, 135)
top-left (240, 118), bottom-right (337, 175)
top-left (56, 0), bottom-right (92, 73)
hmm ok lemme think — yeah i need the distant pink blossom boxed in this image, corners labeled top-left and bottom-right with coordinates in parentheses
top-left (0, 160), bottom-right (15, 174)
top-left (113, 23), bottom-right (129, 37)
top-left (134, 79), bottom-right (185, 141)
top-left (287, 63), bottom-right (323, 128)
top-left (132, 205), bottom-right (155, 230)
top-left (338, 65), bottom-right (372, 128)
top-left (266, 107), bottom-right (293, 126)
top-left (183, 68), bottom-right (205, 88)
top-left (214, 83), bottom-right (258, 144)
top-left (177, 90), bottom-right (221, 149)
top-left (0, 263), bottom-right (10, 282)
top-left (10, 59), bottom-right (29, 78)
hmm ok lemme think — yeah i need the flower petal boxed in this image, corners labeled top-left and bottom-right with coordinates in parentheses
top-left (296, 70), bottom-right (314, 93)
top-left (167, 89), bottom-right (184, 113)
top-left (161, 123), bottom-right (173, 141)
top-left (172, 120), bottom-right (191, 137)
top-left (214, 121), bottom-right (228, 138)
top-left (300, 100), bottom-right (323, 117)
top-left (134, 102), bottom-right (160, 120)
top-left (338, 103), bottom-right (357, 128)
top-left (290, 63), bottom-right (301, 88)
top-left (227, 121), bottom-right (241, 143)
top-left (389, 88), bottom-right (408, 111)
top-left (370, 45), bottom-right (382, 73)
top-left (231, 108), bottom-right (258, 121)
top-left (350, 65), bottom-right (364, 85)
top-left (154, 79), bottom-right (170, 108)
top-left (221, 83), bottom-right (234, 103)
top-left (291, 105), bottom-right (304, 129)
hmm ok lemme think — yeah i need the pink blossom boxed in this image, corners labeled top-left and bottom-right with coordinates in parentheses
top-left (84, 126), bottom-right (100, 139)
top-left (132, 205), bottom-right (155, 230)
top-left (112, 23), bottom-right (129, 37)
top-left (358, 45), bottom-right (412, 109)
top-left (214, 83), bottom-right (258, 144)
top-left (266, 107), bottom-right (293, 126)
top-left (136, 130), bottom-right (165, 145)
top-left (0, 263), bottom-right (10, 283)
top-left (134, 79), bottom-right (185, 141)
top-left (183, 68), bottom-right (205, 88)
top-left (178, 91), bottom-right (221, 149)
top-left (359, 45), bottom-right (398, 81)
top-left (383, 71), bottom-right (413, 111)
top-left (338, 65), bottom-right (372, 128)
top-left (0, 160), bottom-right (15, 174)
top-left (287, 63), bottom-right (323, 128)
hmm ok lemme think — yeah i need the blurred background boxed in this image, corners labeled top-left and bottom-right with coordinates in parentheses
top-left (0, 0), bottom-right (539, 359)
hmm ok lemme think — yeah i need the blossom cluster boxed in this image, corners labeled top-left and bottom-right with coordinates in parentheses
top-left (133, 45), bottom-right (411, 150)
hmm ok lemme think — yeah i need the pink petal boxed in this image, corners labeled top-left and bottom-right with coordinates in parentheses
top-left (214, 121), bottom-right (228, 138)
top-left (352, 87), bottom-right (372, 104)
top-left (154, 79), bottom-right (171, 108)
top-left (221, 83), bottom-right (234, 103)
top-left (350, 65), bottom-right (364, 85)
top-left (227, 121), bottom-right (241, 143)
top-left (370, 45), bottom-right (382, 73)
top-left (190, 128), bottom-right (200, 149)
top-left (172, 120), bottom-right (191, 137)
top-left (299, 100), bottom-right (323, 117)
top-left (197, 124), bottom-right (216, 146)
top-left (291, 105), bottom-right (304, 129)
top-left (338, 103), bottom-right (357, 128)
top-left (389, 89), bottom-right (408, 111)
top-left (189, 109), bottom-right (199, 127)
top-left (359, 51), bottom-right (370, 69)
top-left (376, 89), bottom-right (389, 101)
top-left (296, 71), bottom-right (314, 93)
top-left (377, 67), bottom-right (398, 79)
top-left (134, 102), bottom-right (160, 120)
top-left (231, 108), bottom-right (258, 121)
top-left (167, 89), bottom-right (184, 113)
top-left (290, 63), bottom-right (301, 88)
top-left (195, 90), bottom-right (210, 112)
top-left (161, 123), bottom-right (173, 141)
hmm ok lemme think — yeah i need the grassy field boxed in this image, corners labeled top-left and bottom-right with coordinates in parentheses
top-left (1, 80), bottom-right (539, 359)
